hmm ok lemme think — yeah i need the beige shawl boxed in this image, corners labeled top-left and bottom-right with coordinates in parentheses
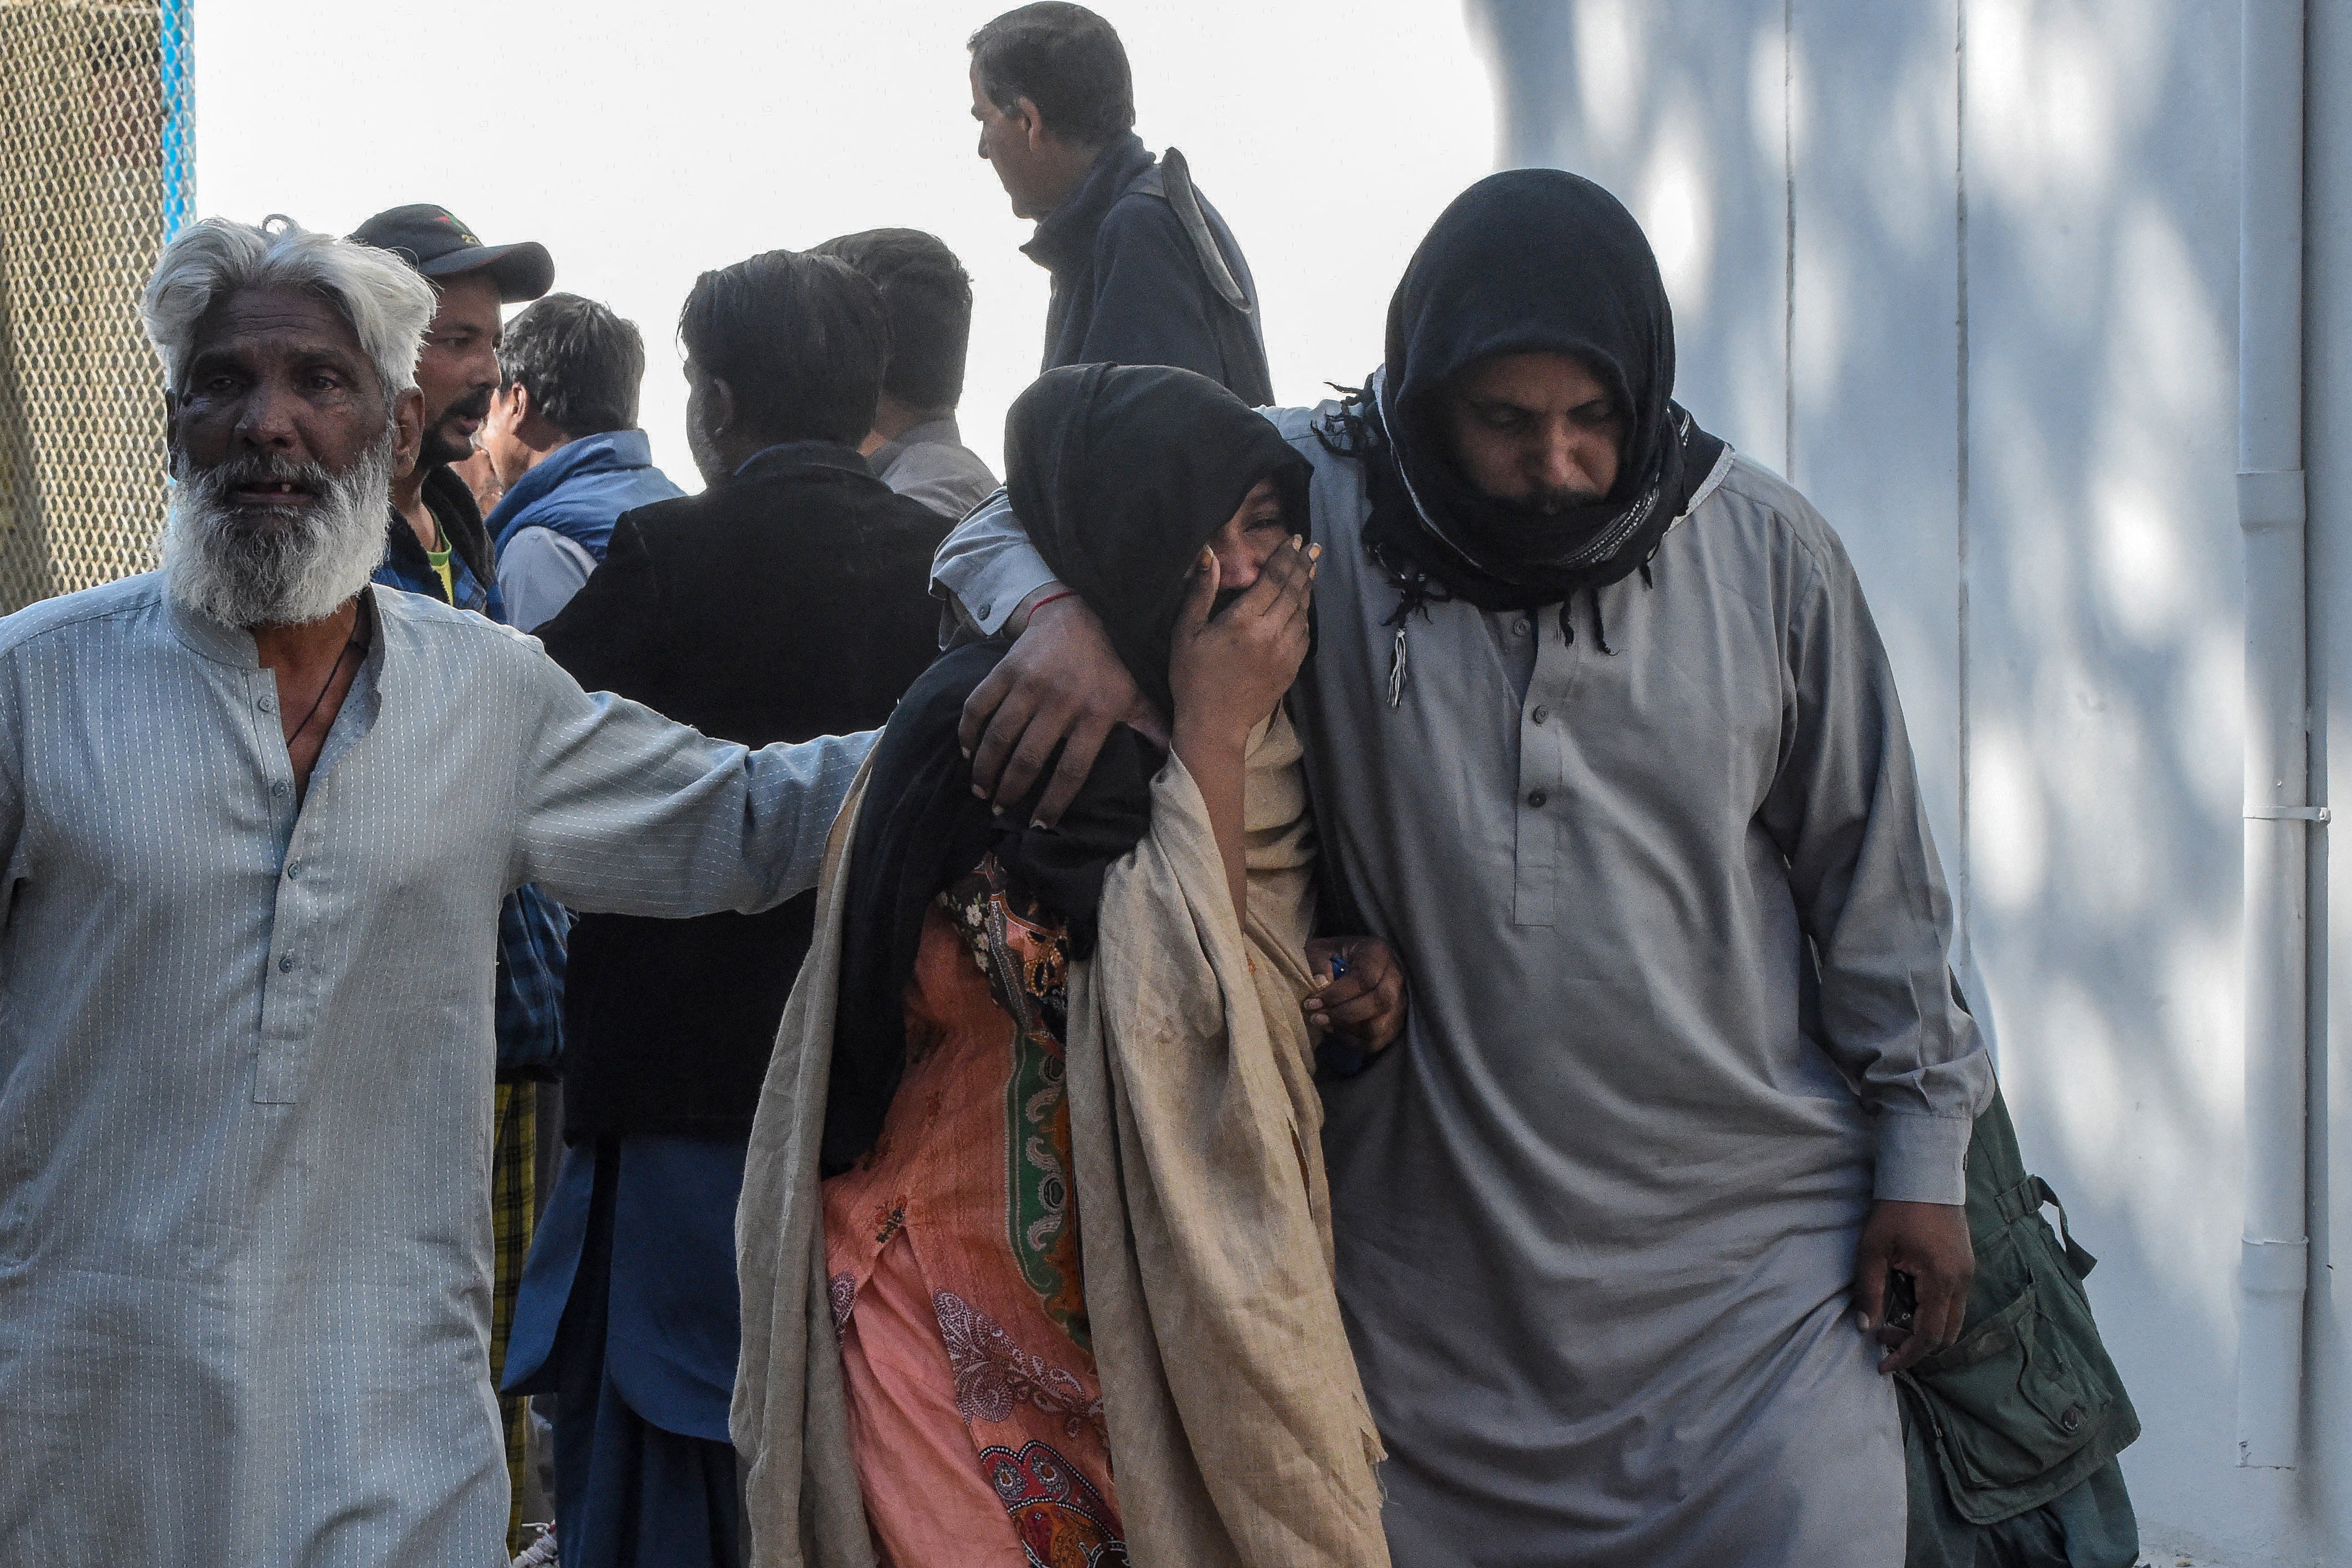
top-left (733, 714), bottom-right (1388, 1567)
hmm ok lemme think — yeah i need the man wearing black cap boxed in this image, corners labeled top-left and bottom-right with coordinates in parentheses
top-left (349, 203), bottom-right (554, 617)
top-left (350, 202), bottom-right (563, 1556)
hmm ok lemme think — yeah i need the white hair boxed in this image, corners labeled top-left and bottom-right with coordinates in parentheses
top-left (140, 215), bottom-right (435, 398)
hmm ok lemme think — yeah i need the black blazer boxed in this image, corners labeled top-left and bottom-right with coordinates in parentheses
top-left (536, 440), bottom-right (951, 1143)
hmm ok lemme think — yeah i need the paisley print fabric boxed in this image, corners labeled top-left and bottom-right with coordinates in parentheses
top-left (822, 854), bottom-right (1124, 1566)
top-left (937, 1290), bottom-right (1104, 1440)
top-left (940, 866), bottom-right (1088, 1346)
top-left (985, 1441), bottom-right (1129, 1568)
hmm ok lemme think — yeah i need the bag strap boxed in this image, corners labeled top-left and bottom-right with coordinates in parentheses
top-left (1159, 147), bottom-right (1252, 313)
top-left (1995, 1173), bottom-right (2099, 1278)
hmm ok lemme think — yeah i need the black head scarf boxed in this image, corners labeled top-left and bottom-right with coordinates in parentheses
top-left (1008, 362), bottom-right (1311, 720)
top-left (1359, 168), bottom-right (1726, 613)
top-left (825, 363), bottom-right (1309, 1173)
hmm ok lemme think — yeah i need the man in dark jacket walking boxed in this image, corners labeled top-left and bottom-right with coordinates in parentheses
top-left (969, 1), bottom-right (1273, 403)
top-left (505, 249), bottom-right (950, 1567)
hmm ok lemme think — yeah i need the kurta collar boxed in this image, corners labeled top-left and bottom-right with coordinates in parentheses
top-left (1021, 133), bottom-right (1153, 277)
top-left (164, 585), bottom-right (260, 669)
top-left (1672, 443), bottom-right (1738, 528)
top-left (162, 583), bottom-right (387, 675)
top-left (866, 417), bottom-right (964, 476)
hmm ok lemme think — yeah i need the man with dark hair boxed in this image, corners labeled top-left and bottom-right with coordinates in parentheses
top-left (506, 249), bottom-right (952, 1567)
top-left (968, 1), bottom-right (1273, 403)
top-left (481, 293), bottom-right (683, 631)
top-left (813, 227), bottom-right (999, 521)
top-left (350, 203), bottom-right (551, 616)
top-left (349, 202), bottom-right (567, 1555)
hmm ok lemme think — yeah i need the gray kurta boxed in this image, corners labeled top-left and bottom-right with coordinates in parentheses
top-left (0, 574), bottom-right (869, 1566)
top-left (867, 417), bottom-right (1000, 523)
top-left (931, 406), bottom-right (1992, 1567)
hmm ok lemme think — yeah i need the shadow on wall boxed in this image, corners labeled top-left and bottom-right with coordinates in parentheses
top-left (1467, 0), bottom-right (2254, 1543)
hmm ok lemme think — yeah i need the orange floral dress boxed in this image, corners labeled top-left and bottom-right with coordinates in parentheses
top-left (822, 854), bottom-right (1127, 1568)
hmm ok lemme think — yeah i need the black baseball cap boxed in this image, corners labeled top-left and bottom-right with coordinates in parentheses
top-left (348, 203), bottom-right (553, 303)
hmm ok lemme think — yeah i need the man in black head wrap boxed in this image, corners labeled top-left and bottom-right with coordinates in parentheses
top-left (932, 170), bottom-right (2001, 1567)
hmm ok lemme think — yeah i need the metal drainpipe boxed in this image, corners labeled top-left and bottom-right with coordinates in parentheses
top-left (2237, 0), bottom-right (2319, 1471)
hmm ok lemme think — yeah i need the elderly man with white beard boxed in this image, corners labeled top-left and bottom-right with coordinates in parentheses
top-left (0, 217), bottom-right (871, 1566)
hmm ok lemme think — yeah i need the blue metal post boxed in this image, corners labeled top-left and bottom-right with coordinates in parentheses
top-left (159, 0), bottom-right (194, 240)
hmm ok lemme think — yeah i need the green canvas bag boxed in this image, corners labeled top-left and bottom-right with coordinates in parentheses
top-left (1898, 1083), bottom-right (2141, 1564)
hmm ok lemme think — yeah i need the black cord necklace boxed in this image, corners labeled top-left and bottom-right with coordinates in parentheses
top-left (286, 626), bottom-right (367, 752)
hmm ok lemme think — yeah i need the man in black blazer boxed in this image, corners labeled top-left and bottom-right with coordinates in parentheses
top-left (507, 249), bottom-right (949, 1566)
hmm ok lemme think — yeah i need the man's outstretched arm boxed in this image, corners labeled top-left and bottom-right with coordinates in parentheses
top-left (932, 492), bottom-right (1159, 825)
top-left (510, 643), bottom-right (874, 918)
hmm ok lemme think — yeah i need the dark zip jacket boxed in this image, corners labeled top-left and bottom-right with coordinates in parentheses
top-left (377, 464), bottom-right (504, 619)
top-left (1023, 132), bottom-right (1273, 404)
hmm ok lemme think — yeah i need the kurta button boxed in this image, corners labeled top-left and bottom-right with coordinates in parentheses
top-left (256, 695), bottom-right (276, 713)
top-left (1513, 618), bottom-right (1531, 636)
top-left (1527, 790), bottom-right (1548, 808)
top-left (278, 955), bottom-right (295, 972)
top-left (285, 863), bottom-right (300, 880)
top-left (1532, 706), bottom-right (1549, 724)
top-left (270, 780), bottom-right (289, 798)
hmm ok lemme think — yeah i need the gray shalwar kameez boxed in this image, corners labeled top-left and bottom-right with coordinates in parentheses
top-left (0, 575), bottom-right (869, 1566)
top-left (931, 409), bottom-right (1993, 1567)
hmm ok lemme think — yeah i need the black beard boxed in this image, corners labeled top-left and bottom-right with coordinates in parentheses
top-left (421, 388), bottom-right (492, 467)
top-left (1527, 484), bottom-right (1609, 516)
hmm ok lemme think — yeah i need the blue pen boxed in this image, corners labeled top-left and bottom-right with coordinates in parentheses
top-left (1316, 951), bottom-right (1368, 1078)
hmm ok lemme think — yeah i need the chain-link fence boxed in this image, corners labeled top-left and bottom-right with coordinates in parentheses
top-left (0, 0), bottom-right (191, 614)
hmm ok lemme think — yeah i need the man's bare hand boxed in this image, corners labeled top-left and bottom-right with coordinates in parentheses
top-left (1303, 935), bottom-right (1408, 1053)
top-left (958, 594), bottom-right (1163, 826)
top-left (1852, 1199), bottom-right (1974, 1374)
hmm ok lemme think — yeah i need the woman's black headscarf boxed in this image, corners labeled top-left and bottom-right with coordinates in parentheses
top-left (824, 363), bottom-right (1310, 1173)
top-left (1359, 168), bottom-right (1726, 613)
top-left (1007, 363), bottom-right (1311, 722)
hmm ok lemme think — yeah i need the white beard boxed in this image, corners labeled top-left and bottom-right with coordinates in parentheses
top-left (162, 431), bottom-right (394, 628)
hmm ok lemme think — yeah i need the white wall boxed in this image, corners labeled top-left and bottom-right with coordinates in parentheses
top-left (2305, 6), bottom-right (2352, 1562)
top-left (1477, 0), bottom-right (2317, 1560)
top-left (191, 0), bottom-right (1495, 486)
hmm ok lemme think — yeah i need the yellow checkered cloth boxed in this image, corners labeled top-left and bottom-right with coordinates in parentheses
top-left (488, 1083), bottom-right (536, 1556)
